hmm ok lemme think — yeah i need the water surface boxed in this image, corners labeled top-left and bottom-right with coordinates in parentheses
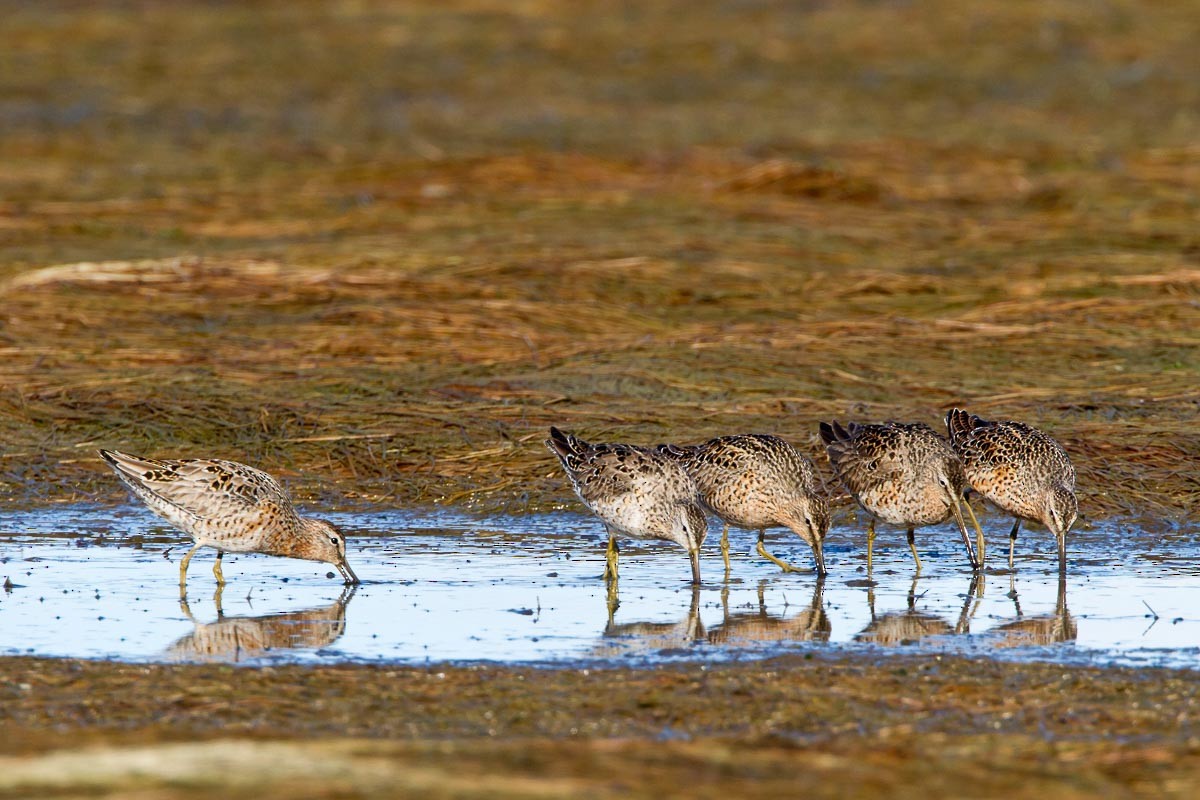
top-left (0, 506), bottom-right (1194, 668)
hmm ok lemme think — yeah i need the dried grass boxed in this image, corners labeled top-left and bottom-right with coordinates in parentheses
top-left (1, 1), bottom-right (1197, 519)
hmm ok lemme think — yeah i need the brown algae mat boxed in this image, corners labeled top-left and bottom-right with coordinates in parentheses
top-left (2, 654), bottom-right (1199, 798)
top-left (1, 0), bottom-right (1198, 518)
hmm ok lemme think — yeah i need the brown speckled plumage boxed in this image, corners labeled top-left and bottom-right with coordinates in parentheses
top-left (658, 434), bottom-right (828, 575)
top-left (545, 427), bottom-right (708, 584)
top-left (946, 408), bottom-right (1077, 570)
top-left (99, 449), bottom-right (358, 588)
top-left (820, 420), bottom-right (981, 571)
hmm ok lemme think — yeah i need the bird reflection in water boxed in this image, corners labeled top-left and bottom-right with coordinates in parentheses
top-left (706, 579), bottom-right (830, 646)
top-left (166, 585), bottom-right (356, 663)
top-left (592, 587), bottom-right (705, 659)
top-left (856, 576), bottom-right (981, 646)
top-left (989, 574), bottom-right (1076, 647)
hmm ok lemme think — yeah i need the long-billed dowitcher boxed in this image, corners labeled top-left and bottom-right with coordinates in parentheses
top-left (945, 408), bottom-right (1077, 572)
top-left (544, 427), bottom-right (708, 585)
top-left (658, 434), bottom-right (828, 577)
top-left (99, 450), bottom-right (359, 591)
top-left (819, 420), bottom-right (983, 573)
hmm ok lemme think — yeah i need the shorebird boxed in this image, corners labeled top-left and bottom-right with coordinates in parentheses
top-left (658, 434), bottom-right (828, 577)
top-left (820, 420), bottom-right (983, 572)
top-left (945, 408), bottom-right (1077, 571)
top-left (544, 427), bottom-right (708, 585)
top-left (99, 450), bottom-right (359, 592)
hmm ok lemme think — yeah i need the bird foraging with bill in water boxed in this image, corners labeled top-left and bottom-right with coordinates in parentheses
top-left (99, 449), bottom-right (359, 593)
top-left (544, 427), bottom-right (708, 585)
top-left (945, 408), bottom-right (1077, 572)
top-left (819, 420), bottom-right (984, 573)
top-left (657, 434), bottom-right (829, 578)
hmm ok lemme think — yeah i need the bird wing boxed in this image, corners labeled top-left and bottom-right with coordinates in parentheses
top-left (101, 450), bottom-right (293, 523)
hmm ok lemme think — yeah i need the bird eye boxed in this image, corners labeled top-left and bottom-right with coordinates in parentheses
top-left (329, 536), bottom-right (339, 546)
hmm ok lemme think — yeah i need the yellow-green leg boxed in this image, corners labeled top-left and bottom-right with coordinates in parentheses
top-left (720, 524), bottom-right (731, 579)
top-left (907, 527), bottom-right (923, 573)
top-left (179, 543), bottom-right (202, 597)
top-left (213, 582), bottom-right (226, 617)
top-left (756, 529), bottom-right (802, 573)
top-left (866, 518), bottom-right (876, 575)
top-left (602, 527), bottom-right (619, 583)
top-left (963, 499), bottom-right (985, 568)
top-left (213, 551), bottom-right (226, 586)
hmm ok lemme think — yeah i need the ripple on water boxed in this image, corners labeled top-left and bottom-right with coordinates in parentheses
top-left (0, 505), bottom-right (1195, 669)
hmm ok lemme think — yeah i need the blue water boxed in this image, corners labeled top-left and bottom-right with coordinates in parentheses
top-left (0, 505), bottom-right (1195, 668)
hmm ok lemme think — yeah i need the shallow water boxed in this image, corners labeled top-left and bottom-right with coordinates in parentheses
top-left (0, 505), bottom-right (1195, 669)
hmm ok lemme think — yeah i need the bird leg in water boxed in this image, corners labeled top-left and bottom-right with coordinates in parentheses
top-left (866, 518), bottom-right (876, 575)
top-left (1008, 519), bottom-right (1021, 570)
top-left (602, 527), bottom-right (619, 583)
top-left (179, 543), bottom-right (203, 598)
top-left (720, 523), bottom-right (731, 579)
top-left (213, 551), bottom-right (226, 586)
top-left (907, 527), bottom-right (923, 573)
top-left (755, 529), bottom-right (804, 573)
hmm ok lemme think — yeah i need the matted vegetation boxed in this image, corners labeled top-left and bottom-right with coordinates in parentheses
top-left (2, 0), bottom-right (1198, 519)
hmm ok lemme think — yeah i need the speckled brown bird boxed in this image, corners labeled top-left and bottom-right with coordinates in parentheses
top-left (545, 427), bottom-right (708, 584)
top-left (658, 434), bottom-right (828, 577)
top-left (819, 420), bottom-right (983, 572)
top-left (946, 408), bottom-right (1077, 572)
top-left (100, 450), bottom-right (358, 590)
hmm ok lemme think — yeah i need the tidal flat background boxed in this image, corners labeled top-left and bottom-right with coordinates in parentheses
top-left (1, 1), bottom-right (1198, 796)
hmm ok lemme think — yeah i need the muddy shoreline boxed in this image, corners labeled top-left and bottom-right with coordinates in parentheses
top-left (2, 653), bottom-right (1198, 797)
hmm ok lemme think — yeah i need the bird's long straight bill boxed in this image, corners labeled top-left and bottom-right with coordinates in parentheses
top-left (338, 560), bottom-right (361, 585)
top-left (689, 549), bottom-right (701, 585)
top-left (813, 539), bottom-right (828, 577)
top-left (948, 495), bottom-right (979, 569)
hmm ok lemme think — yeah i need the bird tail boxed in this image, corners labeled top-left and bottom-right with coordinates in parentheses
top-left (655, 443), bottom-right (697, 460)
top-left (818, 420), bottom-right (857, 469)
top-left (818, 420), bottom-right (853, 447)
top-left (945, 408), bottom-right (986, 445)
top-left (98, 449), bottom-right (165, 480)
top-left (544, 426), bottom-right (588, 465)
